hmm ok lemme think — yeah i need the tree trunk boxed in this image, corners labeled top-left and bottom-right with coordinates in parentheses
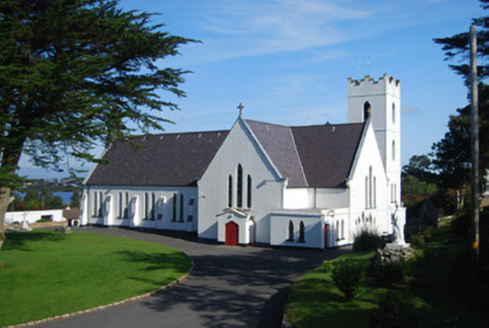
top-left (1, 131), bottom-right (26, 249)
top-left (0, 187), bottom-right (14, 250)
top-left (455, 189), bottom-right (465, 212)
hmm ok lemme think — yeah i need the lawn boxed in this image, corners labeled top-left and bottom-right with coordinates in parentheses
top-left (286, 221), bottom-right (489, 328)
top-left (286, 252), bottom-right (387, 328)
top-left (0, 230), bottom-right (192, 326)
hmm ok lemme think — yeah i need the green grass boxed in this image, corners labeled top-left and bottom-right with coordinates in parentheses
top-left (0, 230), bottom-right (192, 326)
top-left (286, 222), bottom-right (489, 328)
top-left (287, 252), bottom-right (386, 328)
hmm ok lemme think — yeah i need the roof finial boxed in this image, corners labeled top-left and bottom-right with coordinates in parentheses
top-left (237, 102), bottom-right (244, 117)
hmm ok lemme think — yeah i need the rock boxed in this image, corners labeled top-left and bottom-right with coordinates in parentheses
top-left (375, 245), bottom-right (415, 264)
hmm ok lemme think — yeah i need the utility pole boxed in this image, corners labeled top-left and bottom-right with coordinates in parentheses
top-left (470, 25), bottom-right (480, 270)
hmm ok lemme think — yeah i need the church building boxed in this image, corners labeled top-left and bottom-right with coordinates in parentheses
top-left (81, 74), bottom-right (405, 249)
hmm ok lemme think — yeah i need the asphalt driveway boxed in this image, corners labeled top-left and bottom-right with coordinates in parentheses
top-left (38, 227), bottom-right (348, 328)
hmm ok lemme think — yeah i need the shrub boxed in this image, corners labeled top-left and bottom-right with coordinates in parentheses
top-left (322, 260), bottom-right (333, 273)
top-left (370, 291), bottom-right (422, 328)
top-left (332, 260), bottom-right (364, 301)
top-left (405, 225), bottom-right (432, 248)
top-left (368, 259), bottom-right (413, 286)
top-left (353, 229), bottom-right (384, 252)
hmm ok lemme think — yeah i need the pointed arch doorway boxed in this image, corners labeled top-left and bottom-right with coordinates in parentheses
top-left (225, 221), bottom-right (239, 246)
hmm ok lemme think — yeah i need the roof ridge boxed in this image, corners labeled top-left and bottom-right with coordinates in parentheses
top-left (245, 118), bottom-right (364, 130)
top-left (129, 129), bottom-right (230, 138)
top-left (290, 122), bottom-right (364, 129)
top-left (288, 127), bottom-right (309, 186)
top-left (244, 119), bottom-right (290, 128)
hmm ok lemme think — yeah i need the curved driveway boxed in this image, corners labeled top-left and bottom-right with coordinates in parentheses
top-left (39, 227), bottom-right (348, 328)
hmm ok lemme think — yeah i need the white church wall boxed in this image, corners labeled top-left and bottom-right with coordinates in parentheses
top-left (198, 118), bottom-right (285, 244)
top-left (283, 188), bottom-right (312, 209)
top-left (82, 185), bottom-right (198, 232)
top-left (283, 188), bottom-right (348, 210)
top-left (347, 123), bottom-right (391, 240)
top-left (270, 211), bottom-right (324, 248)
top-left (315, 188), bottom-right (349, 209)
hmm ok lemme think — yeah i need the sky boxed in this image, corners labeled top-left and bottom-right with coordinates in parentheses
top-left (18, 0), bottom-right (486, 179)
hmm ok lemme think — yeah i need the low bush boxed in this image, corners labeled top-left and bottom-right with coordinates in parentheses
top-left (332, 260), bottom-right (364, 301)
top-left (370, 291), bottom-right (422, 328)
top-left (321, 260), bottom-right (333, 273)
top-left (368, 258), bottom-right (413, 286)
top-left (353, 229), bottom-right (384, 252)
top-left (405, 225), bottom-right (432, 248)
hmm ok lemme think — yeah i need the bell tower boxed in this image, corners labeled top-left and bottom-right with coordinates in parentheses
top-left (347, 74), bottom-right (401, 205)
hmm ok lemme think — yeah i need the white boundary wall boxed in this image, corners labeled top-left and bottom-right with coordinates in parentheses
top-left (5, 209), bottom-right (65, 224)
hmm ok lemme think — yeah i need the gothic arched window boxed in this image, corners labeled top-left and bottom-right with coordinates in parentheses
top-left (179, 194), bottom-right (184, 222)
top-left (364, 101), bottom-right (371, 121)
top-left (298, 221), bottom-right (305, 243)
top-left (288, 220), bottom-right (294, 241)
top-left (247, 175), bottom-right (252, 208)
top-left (144, 192), bottom-right (149, 219)
top-left (172, 193), bottom-right (177, 222)
top-left (98, 191), bottom-right (103, 217)
top-left (237, 164), bottom-right (243, 208)
top-left (228, 175), bottom-right (233, 208)
top-left (124, 192), bottom-right (129, 219)
top-left (151, 192), bottom-right (155, 220)
top-left (118, 192), bottom-right (123, 219)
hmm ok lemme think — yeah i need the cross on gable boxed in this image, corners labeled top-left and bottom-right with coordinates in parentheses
top-left (237, 102), bottom-right (244, 116)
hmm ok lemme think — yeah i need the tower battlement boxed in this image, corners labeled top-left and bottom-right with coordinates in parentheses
top-left (348, 74), bottom-right (400, 88)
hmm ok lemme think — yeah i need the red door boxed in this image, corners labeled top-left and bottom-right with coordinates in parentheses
top-left (225, 221), bottom-right (239, 246)
top-left (324, 224), bottom-right (329, 249)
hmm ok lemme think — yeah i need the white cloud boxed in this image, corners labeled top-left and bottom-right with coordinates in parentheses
top-left (186, 0), bottom-right (371, 63)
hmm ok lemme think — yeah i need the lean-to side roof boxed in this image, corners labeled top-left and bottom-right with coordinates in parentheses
top-left (85, 130), bottom-right (229, 187)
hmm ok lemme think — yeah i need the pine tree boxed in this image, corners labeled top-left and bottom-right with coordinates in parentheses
top-left (433, 0), bottom-right (489, 82)
top-left (0, 0), bottom-right (195, 243)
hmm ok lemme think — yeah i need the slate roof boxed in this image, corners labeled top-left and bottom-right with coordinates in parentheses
top-left (245, 120), bottom-right (308, 187)
top-left (86, 130), bottom-right (229, 187)
top-left (246, 120), bottom-right (365, 188)
top-left (86, 119), bottom-right (365, 189)
top-left (291, 123), bottom-right (365, 188)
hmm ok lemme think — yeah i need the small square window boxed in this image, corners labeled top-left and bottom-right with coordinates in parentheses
top-left (187, 215), bottom-right (193, 222)
top-left (188, 198), bottom-right (195, 206)
top-left (157, 214), bottom-right (163, 221)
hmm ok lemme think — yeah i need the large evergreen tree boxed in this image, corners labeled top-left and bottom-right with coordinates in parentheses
top-left (0, 0), bottom-right (195, 242)
top-left (434, 0), bottom-right (489, 82)
top-left (430, 0), bottom-right (489, 211)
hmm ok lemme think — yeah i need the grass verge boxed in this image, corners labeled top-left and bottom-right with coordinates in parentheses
top-left (0, 230), bottom-right (191, 326)
top-left (286, 252), bottom-right (386, 328)
top-left (286, 221), bottom-right (489, 328)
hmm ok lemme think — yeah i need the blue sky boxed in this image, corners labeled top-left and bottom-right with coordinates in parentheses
top-left (19, 0), bottom-right (486, 179)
